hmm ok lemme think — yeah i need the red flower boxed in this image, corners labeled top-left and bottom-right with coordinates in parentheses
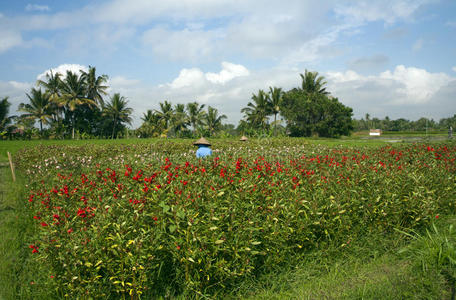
top-left (67, 228), bottom-right (73, 234)
top-left (435, 215), bottom-right (439, 219)
top-left (40, 222), bottom-right (48, 227)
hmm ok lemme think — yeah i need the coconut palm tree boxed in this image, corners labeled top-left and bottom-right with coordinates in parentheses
top-left (299, 69), bottom-right (329, 95)
top-left (267, 86), bottom-right (283, 136)
top-left (59, 71), bottom-right (97, 138)
top-left (171, 103), bottom-right (189, 136)
top-left (186, 101), bottom-right (206, 135)
top-left (80, 66), bottom-right (109, 107)
top-left (140, 110), bottom-right (164, 137)
top-left (155, 100), bottom-right (173, 133)
top-left (103, 93), bottom-right (133, 139)
top-left (241, 89), bottom-right (271, 131)
top-left (204, 106), bottom-right (227, 136)
top-left (36, 70), bottom-right (64, 122)
top-left (18, 88), bottom-right (52, 134)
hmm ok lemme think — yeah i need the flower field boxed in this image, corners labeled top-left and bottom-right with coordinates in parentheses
top-left (15, 140), bottom-right (456, 298)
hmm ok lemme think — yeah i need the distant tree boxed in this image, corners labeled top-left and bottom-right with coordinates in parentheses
top-left (204, 106), bottom-right (227, 136)
top-left (103, 93), bottom-right (133, 139)
top-left (281, 89), bottom-right (353, 137)
top-left (171, 103), bottom-right (190, 136)
top-left (59, 71), bottom-right (97, 138)
top-left (267, 86), bottom-right (283, 136)
top-left (18, 88), bottom-right (52, 134)
top-left (300, 70), bottom-right (329, 95)
top-left (0, 97), bottom-right (12, 133)
top-left (80, 66), bottom-right (109, 107)
top-left (155, 101), bottom-right (173, 134)
top-left (241, 89), bottom-right (271, 131)
top-left (186, 102), bottom-right (206, 135)
top-left (139, 110), bottom-right (164, 137)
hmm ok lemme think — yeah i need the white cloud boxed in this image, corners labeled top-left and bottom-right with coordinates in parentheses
top-left (169, 68), bottom-right (207, 89)
top-left (36, 64), bottom-right (89, 81)
top-left (25, 4), bottom-right (50, 12)
top-left (0, 80), bottom-right (33, 116)
top-left (169, 62), bottom-right (249, 89)
top-left (205, 62), bottom-right (249, 84)
top-left (326, 65), bottom-right (455, 119)
top-left (452, 66), bottom-right (456, 72)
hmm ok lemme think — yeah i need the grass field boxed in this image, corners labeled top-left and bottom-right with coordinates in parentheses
top-left (0, 136), bottom-right (454, 299)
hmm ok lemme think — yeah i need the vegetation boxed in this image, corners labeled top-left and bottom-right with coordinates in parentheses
top-left (0, 138), bottom-right (453, 299)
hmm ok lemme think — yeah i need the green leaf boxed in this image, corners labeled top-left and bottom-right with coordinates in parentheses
top-left (169, 224), bottom-right (177, 233)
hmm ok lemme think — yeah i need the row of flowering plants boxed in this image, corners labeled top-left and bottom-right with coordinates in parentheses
top-left (17, 140), bottom-right (456, 298)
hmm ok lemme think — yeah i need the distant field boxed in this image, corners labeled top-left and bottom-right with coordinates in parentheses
top-left (2, 133), bottom-right (451, 161)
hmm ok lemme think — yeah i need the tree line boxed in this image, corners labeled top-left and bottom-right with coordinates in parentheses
top-left (1, 66), bottom-right (455, 140)
top-left (354, 114), bottom-right (456, 132)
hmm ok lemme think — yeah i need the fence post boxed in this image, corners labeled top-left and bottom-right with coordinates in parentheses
top-left (7, 152), bottom-right (16, 182)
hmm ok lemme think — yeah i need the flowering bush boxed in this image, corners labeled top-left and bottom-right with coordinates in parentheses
top-left (17, 140), bottom-right (456, 298)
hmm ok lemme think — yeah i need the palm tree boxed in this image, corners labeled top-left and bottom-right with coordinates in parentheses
top-left (241, 89), bottom-right (271, 131)
top-left (186, 101), bottom-right (206, 135)
top-left (155, 100), bottom-right (173, 134)
top-left (80, 66), bottom-right (108, 107)
top-left (36, 70), bottom-right (63, 122)
top-left (267, 86), bottom-right (283, 136)
top-left (103, 93), bottom-right (133, 139)
top-left (299, 69), bottom-right (329, 95)
top-left (204, 106), bottom-right (227, 136)
top-left (59, 71), bottom-right (97, 138)
top-left (140, 110), bottom-right (164, 137)
top-left (171, 103), bottom-right (189, 136)
top-left (18, 88), bottom-right (52, 133)
top-left (0, 97), bottom-right (12, 133)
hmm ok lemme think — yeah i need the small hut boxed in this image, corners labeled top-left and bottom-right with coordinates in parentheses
top-left (369, 129), bottom-right (382, 136)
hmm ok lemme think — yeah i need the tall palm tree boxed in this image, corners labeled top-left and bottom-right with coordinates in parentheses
top-left (171, 103), bottom-right (189, 136)
top-left (204, 106), bottom-right (227, 136)
top-left (186, 101), bottom-right (206, 135)
top-left (267, 86), bottom-right (283, 136)
top-left (299, 69), bottom-right (329, 95)
top-left (18, 88), bottom-right (52, 133)
top-left (241, 89), bottom-right (271, 131)
top-left (59, 71), bottom-right (97, 138)
top-left (103, 93), bottom-right (133, 139)
top-left (155, 100), bottom-right (173, 133)
top-left (36, 70), bottom-right (63, 122)
top-left (80, 66), bottom-right (109, 107)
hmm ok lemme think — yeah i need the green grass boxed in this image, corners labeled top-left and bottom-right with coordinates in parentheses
top-left (232, 220), bottom-right (454, 299)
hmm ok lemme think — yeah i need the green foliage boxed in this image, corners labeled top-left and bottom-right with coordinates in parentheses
top-left (281, 90), bottom-right (353, 137)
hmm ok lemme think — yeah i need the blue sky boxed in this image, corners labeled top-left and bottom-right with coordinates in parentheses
top-left (1, 0), bottom-right (455, 127)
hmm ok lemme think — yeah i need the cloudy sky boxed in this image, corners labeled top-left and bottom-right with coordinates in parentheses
top-left (1, 0), bottom-right (455, 127)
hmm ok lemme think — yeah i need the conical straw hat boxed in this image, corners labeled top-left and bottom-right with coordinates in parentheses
top-left (193, 137), bottom-right (211, 146)
top-left (240, 135), bottom-right (248, 141)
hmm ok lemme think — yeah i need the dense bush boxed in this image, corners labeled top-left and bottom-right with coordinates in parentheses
top-left (16, 140), bottom-right (456, 298)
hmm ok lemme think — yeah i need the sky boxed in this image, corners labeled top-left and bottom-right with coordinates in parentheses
top-left (0, 0), bottom-right (455, 128)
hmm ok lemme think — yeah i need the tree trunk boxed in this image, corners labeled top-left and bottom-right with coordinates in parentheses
top-left (274, 113), bottom-right (277, 136)
top-left (111, 119), bottom-right (116, 139)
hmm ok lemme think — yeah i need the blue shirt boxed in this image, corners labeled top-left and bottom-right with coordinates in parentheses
top-left (196, 146), bottom-right (212, 158)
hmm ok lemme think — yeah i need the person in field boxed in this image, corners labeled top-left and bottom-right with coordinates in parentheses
top-left (193, 137), bottom-right (212, 158)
